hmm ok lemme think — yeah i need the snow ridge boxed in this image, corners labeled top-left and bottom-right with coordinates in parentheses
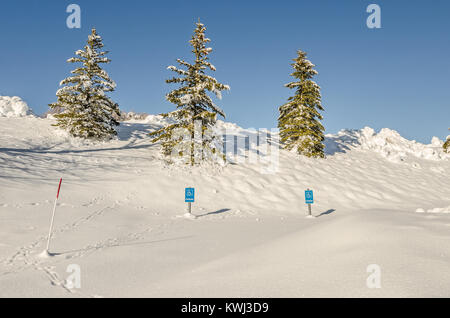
top-left (325, 127), bottom-right (448, 161)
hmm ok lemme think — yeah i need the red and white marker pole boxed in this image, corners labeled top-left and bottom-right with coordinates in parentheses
top-left (45, 178), bottom-right (63, 255)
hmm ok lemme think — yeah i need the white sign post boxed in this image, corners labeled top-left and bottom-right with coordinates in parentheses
top-left (41, 178), bottom-right (63, 257)
top-left (185, 188), bottom-right (195, 219)
top-left (305, 189), bottom-right (315, 218)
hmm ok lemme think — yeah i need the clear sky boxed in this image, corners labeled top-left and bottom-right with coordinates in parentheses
top-left (0, 0), bottom-right (449, 143)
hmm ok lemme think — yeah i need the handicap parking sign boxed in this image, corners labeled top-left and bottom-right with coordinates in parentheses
top-left (185, 188), bottom-right (195, 203)
top-left (305, 190), bottom-right (314, 204)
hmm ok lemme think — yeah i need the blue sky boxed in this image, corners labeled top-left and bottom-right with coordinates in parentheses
top-left (0, 0), bottom-right (449, 143)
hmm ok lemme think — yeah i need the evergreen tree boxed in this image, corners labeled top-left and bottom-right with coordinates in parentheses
top-left (49, 28), bottom-right (120, 139)
top-left (150, 20), bottom-right (230, 165)
top-left (278, 50), bottom-right (325, 158)
top-left (444, 129), bottom-right (450, 153)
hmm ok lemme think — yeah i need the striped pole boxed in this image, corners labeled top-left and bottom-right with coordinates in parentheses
top-left (45, 178), bottom-right (62, 254)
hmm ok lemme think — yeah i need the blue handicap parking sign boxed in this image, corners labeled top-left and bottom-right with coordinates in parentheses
top-left (185, 188), bottom-right (195, 203)
top-left (305, 190), bottom-right (314, 204)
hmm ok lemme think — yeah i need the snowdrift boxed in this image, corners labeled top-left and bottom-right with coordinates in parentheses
top-left (416, 206), bottom-right (450, 214)
top-left (0, 96), bottom-right (33, 117)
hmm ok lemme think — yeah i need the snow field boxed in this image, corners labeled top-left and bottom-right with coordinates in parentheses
top-left (0, 116), bottom-right (448, 297)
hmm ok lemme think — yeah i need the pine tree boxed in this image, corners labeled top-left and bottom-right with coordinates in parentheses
top-left (49, 28), bottom-right (120, 139)
top-left (278, 50), bottom-right (325, 158)
top-left (150, 20), bottom-right (230, 165)
top-left (444, 129), bottom-right (450, 153)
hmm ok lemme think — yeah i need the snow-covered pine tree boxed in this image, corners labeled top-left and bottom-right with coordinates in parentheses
top-left (150, 20), bottom-right (230, 165)
top-left (444, 129), bottom-right (450, 153)
top-left (49, 28), bottom-right (120, 139)
top-left (278, 50), bottom-right (325, 158)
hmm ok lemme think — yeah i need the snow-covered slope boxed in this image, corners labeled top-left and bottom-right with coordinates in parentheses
top-left (0, 96), bottom-right (33, 117)
top-left (0, 116), bottom-right (449, 297)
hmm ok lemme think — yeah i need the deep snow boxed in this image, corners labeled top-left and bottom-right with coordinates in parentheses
top-left (0, 96), bottom-right (33, 118)
top-left (0, 116), bottom-right (449, 297)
